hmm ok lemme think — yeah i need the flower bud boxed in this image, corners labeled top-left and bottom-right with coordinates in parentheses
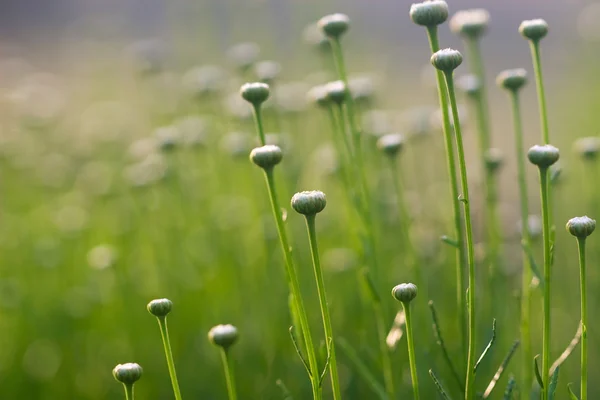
top-left (496, 68), bottom-right (527, 91)
top-left (324, 80), bottom-right (347, 105)
top-left (430, 48), bottom-right (463, 72)
top-left (574, 137), bottom-right (600, 161)
top-left (255, 61), bottom-right (281, 84)
top-left (527, 144), bottom-right (560, 169)
top-left (113, 363), bottom-right (143, 385)
top-left (208, 324), bottom-right (239, 350)
top-left (409, 1), bottom-right (449, 27)
top-left (391, 283), bottom-right (418, 304)
top-left (566, 216), bottom-right (596, 238)
top-left (450, 9), bottom-right (490, 39)
top-left (484, 148), bottom-right (503, 173)
top-left (519, 19), bottom-right (549, 41)
top-left (147, 298), bottom-right (172, 317)
top-left (318, 13), bottom-right (350, 39)
top-left (307, 85), bottom-right (330, 108)
top-left (250, 145), bottom-right (283, 170)
top-left (457, 74), bottom-right (481, 97)
top-left (377, 133), bottom-right (405, 158)
top-left (240, 82), bottom-right (270, 106)
top-left (291, 191), bottom-right (327, 216)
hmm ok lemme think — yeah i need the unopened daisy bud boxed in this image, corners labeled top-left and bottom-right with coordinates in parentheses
top-left (484, 148), bottom-right (504, 173)
top-left (307, 85), bottom-right (330, 108)
top-left (255, 61), bottom-right (281, 84)
top-left (240, 82), bottom-right (270, 106)
top-left (391, 283), bottom-right (418, 304)
top-left (409, 1), bottom-right (449, 27)
top-left (147, 298), bottom-right (172, 318)
top-left (377, 133), bottom-right (405, 158)
top-left (574, 137), bottom-right (600, 161)
top-left (519, 19), bottom-right (549, 41)
top-left (208, 324), bottom-right (239, 350)
top-left (291, 191), bottom-right (327, 216)
top-left (457, 74), bottom-right (481, 97)
top-left (250, 145), bottom-right (283, 170)
top-left (527, 144), bottom-right (560, 168)
top-left (318, 13), bottom-right (350, 39)
top-left (496, 68), bottom-right (527, 91)
top-left (450, 9), bottom-right (490, 39)
top-left (431, 48), bottom-right (463, 72)
top-left (566, 216), bottom-right (596, 238)
top-left (113, 363), bottom-right (143, 385)
top-left (324, 80), bottom-right (347, 105)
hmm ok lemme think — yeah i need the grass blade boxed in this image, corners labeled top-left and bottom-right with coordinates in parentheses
top-left (503, 375), bottom-right (516, 400)
top-left (289, 327), bottom-right (311, 377)
top-left (474, 319), bottom-right (497, 373)
top-left (533, 354), bottom-right (544, 389)
top-left (550, 322), bottom-right (582, 375)
top-left (567, 383), bottom-right (579, 400)
top-left (276, 379), bottom-right (293, 400)
top-left (429, 369), bottom-right (453, 400)
top-left (521, 240), bottom-right (543, 289)
top-left (441, 235), bottom-right (459, 248)
top-left (336, 337), bottom-right (388, 400)
top-left (482, 339), bottom-right (520, 398)
top-left (548, 365), bottom-right (559, 400)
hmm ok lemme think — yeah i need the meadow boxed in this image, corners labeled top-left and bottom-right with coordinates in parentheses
top-left (2, 1), bottom-right (600, 399)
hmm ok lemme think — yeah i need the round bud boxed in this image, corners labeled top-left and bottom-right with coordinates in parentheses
top-left (318, 13), bottom-right (350, 39)
top-left (430, 48), bottom-right (463, 72)
top-left (208, 324), bottom-right (239, 350)
top-left (496, 68), bottom-right (527, 91)
top-left (409, 1), bottom-right (449, 27)
top-left (147, 298), bottom-right (172, 317)
top-left (291, 191), bottom-right (327, 216)
top-left (307, 85), bottom-right (330, 108)
top-left (250, 145), bottom-right (283, 170)
top-left (457, 74), bottom-right (481, 97)
top-left (449, 9), bottom-right (490, 39)
top-left (484, 148), bottom-right (504, 173)
top-left (113, 363), bottom-right (143, 385)
top-left (255, 61), bottom-right (281, 84)
top-left (391, 283), bottom-right (418, 304)
top-left (324, 80), bottom-right (347, 105)
top-left (240, 82), bottom-right (270, 106)
top-left (377, 133), bottom-right (405, 158)
top-left (519, 19), bottom-right (549, 41)
top-left (527, 144), bottom-right (560, 169)
top-left (574, 137), bottom-right (600, 161)
top-left (566, 216), bottom-right (596, 239)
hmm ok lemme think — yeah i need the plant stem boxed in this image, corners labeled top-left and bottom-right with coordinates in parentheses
top-left (373, 301), bottom-right (396, 400)
top-left (577, 238), bottom-right (588, 400)
top-left (529, 41), bottom-right (549, 144)
top-left (123, 384), bottom-right (134, 400)
top-left (263, 168), bottom-right (322, 399)
top-left (426, 26), bottom-right (467, 364)
top-left (403, 302), bottom-right (420, 400)
top-left (220, 349), bottom-right (238, 400)
top-left (253, 105), bottom-right (267, 145)
top-left (538, 167), bottom-right (551, 400)
top-left (156, 316), bottom-right (183, 400)
top-left (305, 214), bottom-right (342, 400)
top-left (443, 71), bottom-right (477, 400)
top-left (509, 90), bottom-right (533, 395)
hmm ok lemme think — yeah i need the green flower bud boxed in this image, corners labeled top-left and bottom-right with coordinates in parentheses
top-left (250, 145), bottom-right (283, 170)
top-left (113, 363), bottom-right (143, 385)
top-left (240, 82), bottom-right (270, 106)
top-left (519, 19), bottom-right (548, 41)
top-left (307, 85), bottom-right (330, 108)
top-left (527, 144), bottom-right (560, 169)
top-left (496, 68), bottom-right (527, 91)
top-left (430, 48), bottom-right (463, 72)
top-left (566, 216), bottom-right (596, 238)
top-left (324, 80), bottom-right (347, 105)
top-left (147, 298), bottom-right (172, 317)
top-left (457, 74), bottom-right (481, 97)
top-left (391, 283), bottom-right (418, 304)
top-left (377, 133), bottom-right (405, 157)
top-left (208, 324), bottom-right (239, 350)
top-left (484, 148), bottom-right (504, 173)
top-left (409, 1), bottom-right (449, 27)
top-left (574, 137), bottom-right (600, 161)
top-left (449, 9), bottom-right (490, 39)
top-left (318, 13), bottom-right (350, 39)
top-left (291, 191), bottom-right (327, 216)
top-left (255, 61), bottom-right (281, 84)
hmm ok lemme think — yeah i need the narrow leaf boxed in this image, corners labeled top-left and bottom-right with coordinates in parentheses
top-left (503, 375), bottom-right (516, 400)
top-left (319, 338), bottom-right (333, 386)
top-left (360, 268), bottom-right (381, 304)
top-left (567, 383), bottom-right (579, 400)
top-left (551, 322), bottom-right (582, 375)
top-left (521, 240), bottom-right (543, 289)
top-left (533, 354), bottom-right (543, 389)
top-left (276, 379), bottom-right (293, 400)
top-left (441, 235), bottom-right (459, 248)
top-left (474, 319), bottom-right (497, 373)
top-left (483, 340), bottom-right (520, 398)
top-left (429, 369), bottom-right (453, 400)
top-left (548, 365), bottom-right (560, 400)
top-left (289, 327), bottom-right (311, 377)
top-left (428, 300), bottom-right (464, 393)
top-left (337, 337), bottom-right (387, 400)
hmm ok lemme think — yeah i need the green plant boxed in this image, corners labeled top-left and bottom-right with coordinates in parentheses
top-left (392, 283), bottom-right (420, 400)
top-left (208, 324), bottom-right (240, 400)
top-left (113, 363), bottom-right (143, 400)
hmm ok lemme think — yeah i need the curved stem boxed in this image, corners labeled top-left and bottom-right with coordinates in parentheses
top-left (577, 238), bottom-right (587, 400)
top-left (263, 168), bottom-right (322, 399)
top-left (220, 349), bottom-right (238, 400)
top-left (305, 214), bottom-right (342, 400)
top-left (538, 167), bottom-right (551, 400)
top-left (156, 317), bottom-right (183, 400)
top-left (443, 71), bottom-right (477, 400)
top-left (253, 105), bottom-right (267, 146)
top-left (403, 302), bottom-right (420, 400)
top-left (123, 384), bottom-right (134, 400)
top-left (426, 26), bottom-right (467, 364)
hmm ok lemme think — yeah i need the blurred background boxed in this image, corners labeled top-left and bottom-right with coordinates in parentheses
top-left (2, 0), bottom-right (600, 399)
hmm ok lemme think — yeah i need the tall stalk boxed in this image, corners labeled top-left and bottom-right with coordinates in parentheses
top-left (208, 324), bottom-right (240, 400)
top-left (392, 283), bottom-right (420, 400)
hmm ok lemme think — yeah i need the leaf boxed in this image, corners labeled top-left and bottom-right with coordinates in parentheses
top-left (550, 322), bottom-right (582, 375)
top-left (429, 369), bottom-right (453, 400)
top-left (289, 327), bottom-right (311, 377)
top-left (276, 379), bottom-right (293, 400)
top-left (533, 354), bottom-right (544, 389)
top-left (521, 240), bottom-right (544, 289)
top-left (548, 365), bottom-right (560, 400)
top-left (567, 383), bottom-right (579, 400)
top-left (441, 235), bottom-right (459, 248)
top-left (474, 319), bottom-right (497, 373)
top-left (319, 338), bottom-right (333, 386)
top-left (503, 375), bottom-right (516, 400)
top-left (336, 337), bottom-right (387, 400)
top-left (360, 268), bottom-right (381, 304)
top-left (482, 340), bottom-right (520, 398)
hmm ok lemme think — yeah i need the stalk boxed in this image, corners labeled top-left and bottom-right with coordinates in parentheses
top-left (124, 385), bottom-right (134, 400)
top-left (403, 301), bottom-right (420, 400)
top-left (156, 317), bottom-right (183, 400)
top-left (577, 238), bottom-right (588, 400)
top-left (538, 168), bottom-right (551, 400)
top-left (220, 349), bottom-right (238, 400)
top-left (529, 41), bottom-right (549, 145)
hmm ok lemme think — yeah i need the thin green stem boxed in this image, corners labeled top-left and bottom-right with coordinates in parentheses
top-left (529, 41), bottom-right (549, 144)
top-left (263, 168), bottom-right (322, 399)
top-left (509, 90), bottom-right (533, 395)
top-left (403, 302), bottom-right (420, 400)
top-left (253, 105), bottom-right (267, 145)
top-left (538, 167), bottom-right (551, 400)
top-left (426, 26), bottom-right (467, 364)
top-left (220, 349), bottom-right (238, 400)
top-left (577, 238), bottom-right (587, 400)
top-left (305, 214), bottom-right (342, 400)
top-left (156, 317), bottom-right (183, 400)
top-left (443, 71), bottom-right (477, 400)
top-left (123, 384), bottom-right (134, 400)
